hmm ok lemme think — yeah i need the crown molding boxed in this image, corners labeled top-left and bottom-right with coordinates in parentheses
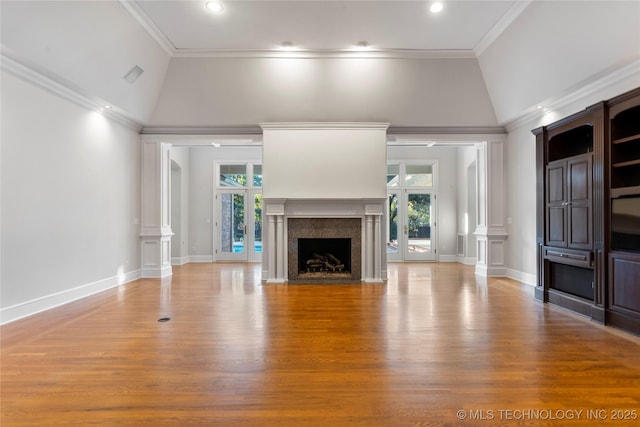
top-left (504, 58), bottom-right (640, 132)
top-left (474, 0), bottom-right (533, 57)
top-left (141, 126), bottom-right (263, 135)
top-left (1, 49), bottom-right (143, 132)
top-left (118, 0), bottom-right (175, 55)
top-left (171, 48), bottom-right (477, 59)
top-left (388, 126), bottom-right (506, 135)
top-left (260, 122), bottom-right (390, 131)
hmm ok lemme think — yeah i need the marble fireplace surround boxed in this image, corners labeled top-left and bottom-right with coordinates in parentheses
top-left (263, 198), bottom-right (386, 284)
top-left (287, 217), bottom-right (361, 283)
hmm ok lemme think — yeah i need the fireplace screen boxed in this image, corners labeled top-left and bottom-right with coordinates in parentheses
top-left (298, 238), bottom-right (351, 278)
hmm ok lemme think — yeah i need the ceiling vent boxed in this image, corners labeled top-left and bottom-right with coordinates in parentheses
top-left (123, 65), bottom-right (144, 83)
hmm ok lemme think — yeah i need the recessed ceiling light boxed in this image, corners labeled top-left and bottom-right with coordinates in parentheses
top-left (280, 41), bottom-right (297, 51)
top-left (354, 41), bottom-right (371, 51)
top-left (537, 105), bottom-right (543, 110)
top-left (430, 2), bottom-right (444, 13)
top-left (104, 105), bottom-right (111, 109)
top-left (205, 1), bottom-right (223, 13)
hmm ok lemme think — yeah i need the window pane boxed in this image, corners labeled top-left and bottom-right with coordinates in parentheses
top-left (254, 194), bottom-right (262, 253)
top-left (387, 164), bottom-right (400, 187)
top-left (387, 193), bottom-right (399, 253)
top-left (253, 165), bottom-right (262, 187)
top-left (220, 164), bottom-right (246, 187)
top-left (405, 164), bottom-right (433, 187)
top-left (220, 192), bottom-right (245, 253)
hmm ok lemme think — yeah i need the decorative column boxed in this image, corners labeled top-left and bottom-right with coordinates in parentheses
top-left (140, 138), bottom-right (173, 278)
top-left (363, 202), bottom-right (386, 283)
top-left (264, 201), bottom-right (286, 283)
top-left (474, 139), bottom-right (508, 277)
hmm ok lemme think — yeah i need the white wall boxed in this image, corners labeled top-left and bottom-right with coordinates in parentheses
top-left (1, 0), bottom-right (171, 123)
top-left (262, 125), bottom-right (387, 199)
top-left (479, 0), bottom-right (640, 124)
top-left (1, 70), bottom-right (141, 323)
top-left (387, 145), bottom-right (459, 258)
top-left (149, 57), bottom-right (499, 127)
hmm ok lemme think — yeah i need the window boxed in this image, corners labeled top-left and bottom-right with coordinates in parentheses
top-left (405, 164), bottom-right (433, 187)
top-left (219, 164), bottom-right (247, 187)
top-left (387, 164), bottom-right (400, 187)
top-left (252, 165), bottom-right (262, 187)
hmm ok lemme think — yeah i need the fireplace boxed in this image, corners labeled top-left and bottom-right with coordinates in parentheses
top-left (260, 122), bottom-right (389, 284)
top-left (287, 217), bottom-right (362, 283)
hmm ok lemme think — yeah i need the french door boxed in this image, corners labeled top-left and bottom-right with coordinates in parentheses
top-left (216, 189), bottom-right (262, 262)
top-left (387, 190), bottom-right (437, 261)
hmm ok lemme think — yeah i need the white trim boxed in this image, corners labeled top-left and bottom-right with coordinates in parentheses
top-left (0, 50), bottom-right (143, 132)
top-left (172, 48), bottom-right (476, 59)
top-left (189, 255), bottom-right (214, 263)
top-left (475, 264), bottom-right (508, 277)
top-left (117, 0), bottom-right (175, 55)
top-left (474, 1), bottom-right (533, 57)
top-left (506, 269), bottom-right (537, 287)
top-left (439, 255), bottom-right (458, 263)
top-left (457, 256), bottom-right (477, 266)
top-left (0, 269), bottom-right (141, 325)
top-left (171, 256), bottom-right (190, 266)
top-left (260, 122), bottom-right (390, 131)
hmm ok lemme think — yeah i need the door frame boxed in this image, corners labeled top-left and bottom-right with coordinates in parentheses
top-left (403, 190), bottom-right (437, 261)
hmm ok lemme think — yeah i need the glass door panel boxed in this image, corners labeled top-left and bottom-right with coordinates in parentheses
top-left (250, 191), bottom-right (263, 262)
top-left (405, 192), bottom-right (436, 261)
top-left (387, 192), bottom-right (401, 261)
top-left (218, 190), bottom-right (247, 261)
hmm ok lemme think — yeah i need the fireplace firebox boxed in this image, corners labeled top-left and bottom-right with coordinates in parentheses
top-left (298, 238), bottom-right (351, 279)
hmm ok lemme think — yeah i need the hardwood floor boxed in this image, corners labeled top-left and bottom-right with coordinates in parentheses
top-left (2, 262), bottom-right (640, 426)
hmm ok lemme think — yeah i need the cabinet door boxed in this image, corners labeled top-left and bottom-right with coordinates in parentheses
top-left (567, 155), bottom-right (592, 249)
top-left (546, 161), bottom-right (567, 247)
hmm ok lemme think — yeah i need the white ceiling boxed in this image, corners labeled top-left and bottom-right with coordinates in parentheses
top-left (132, 0), bottom-right (519, 54)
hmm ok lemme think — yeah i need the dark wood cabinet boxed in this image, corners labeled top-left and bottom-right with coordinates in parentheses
top-left (534, 86), bottom-right (640, 335)
top-left (534, 107), bottom-right (602, 319)
top-left (606, 87), bottom-right (640, 335)
top-left (546, 154), bottom-right (592, 250)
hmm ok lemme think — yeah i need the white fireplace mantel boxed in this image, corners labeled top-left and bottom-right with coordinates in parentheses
top-left (262, 198), bottom-right (386, 284)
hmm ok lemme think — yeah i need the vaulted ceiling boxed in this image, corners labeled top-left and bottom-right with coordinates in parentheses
top-left (2, 1), bottom-right (639, 129)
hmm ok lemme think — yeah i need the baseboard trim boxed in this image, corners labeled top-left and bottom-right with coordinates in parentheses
top-left (189, 255), bottom-right (214, 263)
top-left (0, 269), bottom-right (142, 325)
top-left (456, 256), bottom-right (477, 265)
top-left (506, 269), bottom-right (537, 286)
top-left (438, 255), bottom-right (458, 262)
top-left (171, 256), bottom-right (190, 266)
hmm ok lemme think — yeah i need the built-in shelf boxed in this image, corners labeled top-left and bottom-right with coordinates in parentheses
top-left (612, 133), bottom-right (640, 144)
top-left (612, 159), bottom-right (640, 168)
top-left (610, 186), bottom-right (640, 198)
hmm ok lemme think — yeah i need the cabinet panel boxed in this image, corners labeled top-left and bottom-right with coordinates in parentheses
top-left (609, 254), bottom-right (640, 314)
top-left (548, 207), bottom-right (566, 246)
top-left (569, 206), bottom-right (590, 247)
top-left (548, 164), bottom-right (565, 202)
top-left (568, 158), bottom-right (590, 201)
